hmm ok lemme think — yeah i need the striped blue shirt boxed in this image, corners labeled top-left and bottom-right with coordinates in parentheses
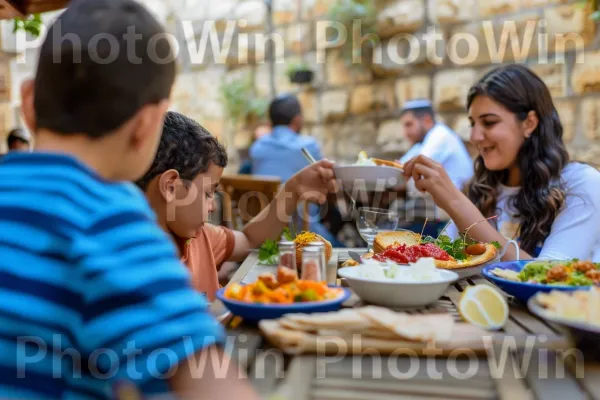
top-left (0, 153), bottom-right (225, 399)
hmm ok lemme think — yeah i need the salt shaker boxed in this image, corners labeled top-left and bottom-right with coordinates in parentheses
top-left (307, 241), bottom-right (327, 280)
top-left (278, 240), bottom-right (297, 274)
top-left (300, 246), bottom-right (323, 282)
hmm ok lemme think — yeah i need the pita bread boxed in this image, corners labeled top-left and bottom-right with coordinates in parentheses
top-left (357, 306), bottom-right (454, 342)
top-left (373, 232), bottom-right (498, 269)
top-left (435, 244), bottom-right (498, 269)
top-left (373, 231), bottom-right (421, 254)
top-left (373, 158), bottom-right (403, 170)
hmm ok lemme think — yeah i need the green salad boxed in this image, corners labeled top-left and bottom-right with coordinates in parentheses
top-left (493, 260), bottom-right (600, 286)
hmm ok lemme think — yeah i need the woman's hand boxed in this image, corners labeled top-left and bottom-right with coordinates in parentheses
top-left (402, 155), bottom-right (463, 212)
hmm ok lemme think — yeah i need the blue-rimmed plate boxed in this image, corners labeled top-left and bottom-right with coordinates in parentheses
top-left (481, 261), bottom-right (592, 303)
top-left (216, 286), bottom-right (352, 322)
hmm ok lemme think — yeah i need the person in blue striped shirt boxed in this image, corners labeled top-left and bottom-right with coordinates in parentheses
top-left (0, 0), bottom-right (259, 399)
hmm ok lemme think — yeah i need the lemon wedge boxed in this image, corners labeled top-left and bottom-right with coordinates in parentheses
top-left (458, 285), bottom-right (508, 330)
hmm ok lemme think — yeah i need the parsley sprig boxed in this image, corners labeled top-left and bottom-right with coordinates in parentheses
top-left (257, 226), bottom-right (296, 264)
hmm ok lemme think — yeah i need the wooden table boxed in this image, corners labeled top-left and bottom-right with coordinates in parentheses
top-left (211, 249), bottom-right (600, 400)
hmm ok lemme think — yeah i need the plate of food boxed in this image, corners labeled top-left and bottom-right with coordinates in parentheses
top-left (345, 231), bottom-right (500, 279)
top-left (338, 257), bottom-right (459, 307)
top-left (482, 260), bottom-right (599, 303)
top-left (334, 151), bottom-right (404, 191)
top-left (528, 288), bottom-right (600, 360)
top-left (217, 266), bottom-right (351, 321)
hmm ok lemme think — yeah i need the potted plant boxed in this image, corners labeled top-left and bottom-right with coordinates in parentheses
top-left (326, 0), bottom-right (377, 66)
top-left (219, 74), bottom-right (268, 128)
top-left (286, 62), bottom-right (314, 84)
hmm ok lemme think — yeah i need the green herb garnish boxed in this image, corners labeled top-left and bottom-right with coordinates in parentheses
top-left (422, 235), bottom-right (469, 260)
top-left (258, 239), bottom-right (279, 265)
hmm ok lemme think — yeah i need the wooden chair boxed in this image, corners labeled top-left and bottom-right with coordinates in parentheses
top-left (218, 174), bottom-right (311, 231)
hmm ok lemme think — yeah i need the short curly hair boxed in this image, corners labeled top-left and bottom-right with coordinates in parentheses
top-left (136, 111), bottom-right (228, 190)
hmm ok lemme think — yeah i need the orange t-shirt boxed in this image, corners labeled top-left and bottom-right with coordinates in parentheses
top-left (180, 224), bottom-right (235, 301)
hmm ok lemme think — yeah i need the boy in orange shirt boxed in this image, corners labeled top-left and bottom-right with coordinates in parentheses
top-left (136, 111), bottom-right (336, 300)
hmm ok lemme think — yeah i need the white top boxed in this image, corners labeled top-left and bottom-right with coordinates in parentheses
top-left (446, 163), bottom-right (600, 261)
top-left (399, 123), bottom-right (474, 220)
top-left (400, 123), bottom-right (474, 190)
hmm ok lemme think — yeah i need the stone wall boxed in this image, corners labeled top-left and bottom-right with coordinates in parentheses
top-left (2, 0), bottom-right (600, 164)
top-left (168, 0), bottom-right (600, 171)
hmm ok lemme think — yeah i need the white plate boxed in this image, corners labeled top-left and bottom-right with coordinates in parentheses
top-left (338, 265), bottom-right (458, 308)
top-left (334, 165), bottom-right (404, 192)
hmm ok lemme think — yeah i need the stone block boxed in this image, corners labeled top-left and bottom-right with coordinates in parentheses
top-left (479, 0), bottom-right (520, 17)
top-left (307, 125), bottom-right (335, 157)
top-left (428, 0), bottom-right (477, 24)
top-left (522, 0), bottom-right (568, 7)
top-left (571, 50), bottom-right (600, 95)
top-left (448, 14), bottom-right (540, 67)
top-left (298, 90), bottom-right (319, 123)
top-left (554, 98), bottom-right (576, 143)
top-left (374, 81), bottom-right (397, 111)
top-left (371, 32), bottom-right (439, 77)
top-left (337, 121), bottom-right (379, 160)
top-left (273, 0), bottom-right (298, 25)
top-left (545, 3), bottom-right (596, 54)
top-left (377, 119), bottom-right (411, 153)
top-left (321, 90), bottom-right (349, 121)
top-left (377, 0), bottom-right (425, 38)
top-left (349, 84), bottom-right (374, 115)
top-left (581, 97), bottom-right (600, 141)
top-left (235, 0), bottom-right (267, 32)
top-left (395, 75), bottom-right (432, 108)
top-left (452, 114), bottom-right (471, 142)
top-left (433, 69), bottom-right (477, 111)
top-left (286, 23), bottom-right (312, 54)
top-left (530, 63), bottom-right (567, 98)
top-left (326, 50), bottom-right (372, 86)
top-left (303, 0), bottom-right (337, 19)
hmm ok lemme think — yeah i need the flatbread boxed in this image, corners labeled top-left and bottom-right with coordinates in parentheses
top-left (373, 158), bottom-right (403, 170)
top-left (435, 244), bottom-right (498, 269)
top-left (357, 306), bottom-right (454, 342)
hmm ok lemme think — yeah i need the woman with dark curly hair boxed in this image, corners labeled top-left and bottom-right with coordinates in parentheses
top-left (402, 64), bottom-right (600, 261)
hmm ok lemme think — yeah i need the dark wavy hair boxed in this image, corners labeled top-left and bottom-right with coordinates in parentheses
top-left (465, 65), bottom-right (569, 254)
top-left (136, 111), bottom-right (227, 190)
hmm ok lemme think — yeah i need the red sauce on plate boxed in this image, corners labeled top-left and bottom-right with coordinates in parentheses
top-left (373, 243), bottom-right (451, 264)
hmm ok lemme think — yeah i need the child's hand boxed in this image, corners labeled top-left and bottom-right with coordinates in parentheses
top-left (286, 159), bottom-right (337, 204)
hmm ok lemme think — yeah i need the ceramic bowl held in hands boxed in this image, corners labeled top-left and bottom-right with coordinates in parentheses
top-left (333, 165), bottom-right (404, 192)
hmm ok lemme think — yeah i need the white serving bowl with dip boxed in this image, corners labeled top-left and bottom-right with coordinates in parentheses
top-left (338, 258), bottom-right (459, 308)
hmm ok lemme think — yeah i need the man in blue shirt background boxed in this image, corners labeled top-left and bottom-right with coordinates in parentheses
top-left (250, 94), bottom-right (343, 246)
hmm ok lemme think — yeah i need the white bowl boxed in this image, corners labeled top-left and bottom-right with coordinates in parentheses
top-left (334, 165), bottom-right (404, 192)
top-left (338, 265), bottom-right (459, 308)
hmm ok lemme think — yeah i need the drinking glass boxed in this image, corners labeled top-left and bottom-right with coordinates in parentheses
top-left (356, 207), bottom-right (399, 250)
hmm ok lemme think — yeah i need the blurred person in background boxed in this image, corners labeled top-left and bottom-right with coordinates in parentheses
top-left (394, 99), bottom-right (473, 237)
top-left (6, 128), bottom-right (32, 152)
top-left (238, 123), bottom-right (270, 174)
top-left (250, 94), bottom-right (345, 247)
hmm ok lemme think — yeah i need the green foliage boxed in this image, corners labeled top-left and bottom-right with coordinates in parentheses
top-left (13, 14), bottom-right (43, 37)
top-left (421, 235), bottom-right (469, 261)
top-left (285, 61), bottom-right (311, 79)
top-left (258, 239), bottom-right (279, 264)
top-left (579, 0), bottom-right (600, 21)
top-left (327, 0), bottom-right (378, 66)
top-left (219, 74), bottom-right (268, 127)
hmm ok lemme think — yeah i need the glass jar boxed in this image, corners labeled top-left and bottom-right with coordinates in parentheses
top-left (300, 246), bottom-right (323, 282)
top-left (307, 241), bottom-right (327, 280)
top-left (278, 240), bottom-right (297, 274)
